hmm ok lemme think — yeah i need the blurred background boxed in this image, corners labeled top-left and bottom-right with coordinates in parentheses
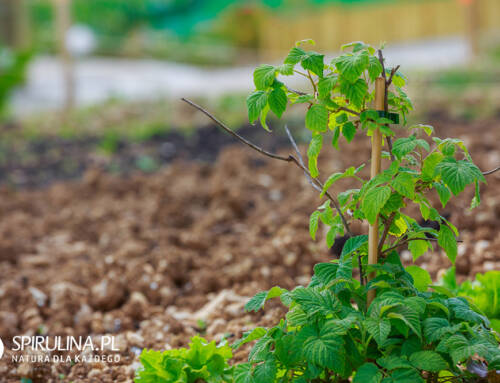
top-left (0, 0), bottom-right (498, 187)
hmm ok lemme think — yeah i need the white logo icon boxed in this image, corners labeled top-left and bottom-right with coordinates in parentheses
top-left (0, 338), bottom-right (4, 359)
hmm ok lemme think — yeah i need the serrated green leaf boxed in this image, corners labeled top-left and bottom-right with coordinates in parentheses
top-left (422, 152), bottom-right (444, 181)
top-left (392, 136), bottom-right (417, 160)
top-left (253, 64), bottom-right (276, 90)
top-left (234, 363), bottom-right (255, 383)
top-left (307, 134), bottom-right (323, 177)
top-left (297, 323), bottom-right (344, 368)
top-left (342, 121), bottom-right (356, 142)
top-left (392, 172), bottom-right (415, 199)
top-left (340, 78), bottom-right (368, 109)
top-left (435, 158), bottom-right (485, 196)
top-left (309, 212), bottom-right (322, 244)
top-left (408, 239), bottom-right (429, 261)
top-left (268, 87), bottom-right (287, 118)
top-left (335, 51), bottom-right (370, 83)
top-left (438, 225), bottom-right (457, 264)
top-left (362, 186), bottom-right (391, 224)
top-left (284, 46), bottom-right (306, 65)
top-left (233, 327), bottom-right (267, 349)
top-left (306, 104), bottom-right (328, 132)
top-left (341, 235), bottom-right (368, 257)
top-left (301, 52), bottom-right (324, 77)
top-left (368, 56), bottom-right (383, 81)
top-left (434, 182), bottom-right (451, 208)
top-left (318, 76), bottom-right (337, 98)
top-left (365, 317), bottom-right (391, 345)
top-left (313, 262), bottom-right (339, 286)
top-left (353, 363), bottom-right (382, 383)
top-left (332, 125), bottom-right (340, 149)
top-left (246, 91), bottom-right (268, 123)
top-left (254, 357), bottom-right (277, 383)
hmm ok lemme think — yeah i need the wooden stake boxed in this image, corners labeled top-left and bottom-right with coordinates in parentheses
top-left (367, 77), bottom-right (385, 306)
top-left (54, 0), bottom-right (74, 112)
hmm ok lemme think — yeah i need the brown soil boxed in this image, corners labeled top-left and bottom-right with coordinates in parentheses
top-left (0, 117), bottom-right (499, 382)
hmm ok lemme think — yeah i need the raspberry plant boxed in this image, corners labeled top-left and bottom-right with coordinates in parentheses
top-left (136, 41), bottom-right (500, 383)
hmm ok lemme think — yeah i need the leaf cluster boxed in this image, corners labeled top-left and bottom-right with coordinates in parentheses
top-left (237, 252), bottom-right (500, 382)
top-left (135, 336), bottom-right (233, 383)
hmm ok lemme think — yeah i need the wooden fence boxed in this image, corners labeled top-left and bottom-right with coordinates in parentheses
top-left (256, 0), bottom-right (500, 60)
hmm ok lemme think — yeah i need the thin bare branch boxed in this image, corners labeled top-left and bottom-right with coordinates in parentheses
top-left (181, 98), bottom-right (291, 162)
top-left (182, 97), bottom-right (353, 237)
top-left (483, 166), bottom-right (500, 175)
top-left (286, 86), bottom-right (307, 96)
top-left (387, 65), bottom-right (401, 87)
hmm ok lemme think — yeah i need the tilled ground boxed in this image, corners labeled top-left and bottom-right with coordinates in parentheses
top-left (0, 116), bottom-right (499, 382)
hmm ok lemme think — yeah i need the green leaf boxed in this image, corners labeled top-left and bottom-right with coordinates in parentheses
top-left (365, 317), bottom-right (391, 345)
top-left (277, 63), bottom-right (294, 75)
top-left (306, 104), bottom-right (328, 132)
top-left (310, 210), bottom-right (321, 240)
top-left (386, 368), bottom-right (424, 383)
top-left (291, 287), bottom-right (340, 316)
top-left (297, 323), bottom-right (344, 368)
top-left (313, 262), bottom-right (339, 286)
top-left (342, 121), bottom-right (356, 142)
top-left (247, 91), bottom-right (268, 123)
top-left (421, 152), bottom-right (443, 181)
top-left (340, 78), bottom-right (368, 109)
top-left (405, 265), bottom-right (432, 292)
top-left (423, 318), bottom-right (459, 344)
top-left (284, 47), bottom-right (306, 65)
top-left (392, 136), bottom-right (417, 160)
top-left (353, 363), bottom-right (382, 383)
top-left (318, 76), bottom-right (337, 98)
top-left (260, 104), bottom-right (271, 132)
top-left (234, 363), bottom-right (255, 383)
top-left (362, 186), bottom-right (391, 225)
top-left (435, 158), bottom-right (485, 196)
top-left (408, 239), bottom-right (429, 261)
top-left (244, 287), bottom-right (287, 312)
top-left (331, 126), bottom-right (340, 149)
top-left (391, 172), bottom-right (415, 199)
top-left (335, 51), bottom-right (370, 83)
top-left (388, 305), bottom-right (422, 339)
top-left (368, 56), bottom-right (383, 81)
top-left (233, 327), bottom-right (267, 349)
top-left (268, 87), bottom-right (287, 118)
top-left (254, 357), bottom-right (277, 383)
top-left (434, 182), bottom-right (451, 208)
top-left (341, 235), bottom-right (368, 258)
top-left (307, 134), bottom-right (323, 178)
top-left (253, 64), bottom-right (276, 90)
top-left (438, 225), bottom-right (457, 264)
top-left (301, 52), bottom-right (325, 77)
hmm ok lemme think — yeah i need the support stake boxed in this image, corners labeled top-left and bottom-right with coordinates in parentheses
top-left (367, 77), bottom-right (385, 306)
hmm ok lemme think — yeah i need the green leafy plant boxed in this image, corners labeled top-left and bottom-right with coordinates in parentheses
top-left (136, 336), bottom-right (233, 382)
top-left (441, 268), bottom-right (500, 333)
top-left (137, 41), bottom-right (500, 382)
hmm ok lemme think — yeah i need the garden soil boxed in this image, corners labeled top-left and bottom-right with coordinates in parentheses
top-left (0, 117), bottom-right (499, 382)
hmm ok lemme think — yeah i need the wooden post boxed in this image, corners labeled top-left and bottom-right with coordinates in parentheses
top-left (54, 0), bottom-right (74, 112)
top-left (367, 77), bottom-right (385, 306)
